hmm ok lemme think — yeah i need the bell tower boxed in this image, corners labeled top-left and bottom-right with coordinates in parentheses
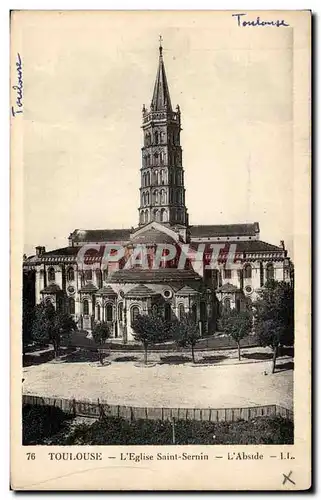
top-left (139, 38), bottom-right (189, 229)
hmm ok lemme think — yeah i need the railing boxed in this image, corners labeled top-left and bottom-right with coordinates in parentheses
top-left (23, 394), bottom-right (293, 422)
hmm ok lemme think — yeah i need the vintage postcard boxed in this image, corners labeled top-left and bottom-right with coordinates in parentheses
top-left (11, 10), bottom-right (311, 490)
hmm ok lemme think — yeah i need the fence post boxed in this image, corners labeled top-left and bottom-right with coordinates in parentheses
top-left (171, 417), bottom-right (176, 445)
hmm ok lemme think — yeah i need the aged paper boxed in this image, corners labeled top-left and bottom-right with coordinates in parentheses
top-left (11, 10), bottom-right (311, 490)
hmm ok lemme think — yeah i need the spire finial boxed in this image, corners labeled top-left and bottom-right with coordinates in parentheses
top-left (159, 35), bottom-right (163, 56)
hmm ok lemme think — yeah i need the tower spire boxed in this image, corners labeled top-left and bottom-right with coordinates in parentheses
top-left (151, 37), bottom-right (172, 111)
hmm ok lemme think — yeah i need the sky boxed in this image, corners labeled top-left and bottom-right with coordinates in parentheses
top-left (17, 11), bottom-right (295, 257)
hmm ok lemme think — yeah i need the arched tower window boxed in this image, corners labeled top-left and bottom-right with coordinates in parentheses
top-left (160, 169), bottom-right (165, 184)
top-left (146, 171), bottom-right (150, 186)
top-left (154, 131), bottom-right (159, 145)
top-left (97, 304), bottom-right (101, 321)
top-left (153, 190), bottom-right (159, 204)
top-left (244, 264), bottom-right (252, 279)
top-left (140, 211), bottom-right (144, 224)
top-left (146, 192), bottom-right (150, 205)
top-left (154, 152), bottom-right (159, 166)
top-left (160, 208), bottom-right (167, 222)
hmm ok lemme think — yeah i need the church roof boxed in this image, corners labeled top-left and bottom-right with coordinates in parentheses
top-left (125, 284), bottom-right (157, 298)
top-left (190, 223), bottom-right (260, 238)
top-left (79, 283), bottom-right (98, 293)
top-left (176, 285), bottom-right (200, 296)
top-left (131, 228), bottom-right (177, 244)
top-left (151, 45), bottom-right (172, 111)
top-left (96, 285), bottom-right (117, 296)
top-left (108, 268), bottom-right (202, 284)
top-left (40, 283), bottom-right (61, 294)
top-left (217, 283), bottom-right (239, 293)
top-left (70, 229), bottom-right (131, 243)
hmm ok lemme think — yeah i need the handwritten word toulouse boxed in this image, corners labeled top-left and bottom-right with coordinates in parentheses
top-left (232, 13), bottom-right (289, 28)
top-left (12, 53), bottom-right (23, 117)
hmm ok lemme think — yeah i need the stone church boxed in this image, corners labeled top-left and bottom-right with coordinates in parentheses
top-left (23, 42), bottom-right (293, 342)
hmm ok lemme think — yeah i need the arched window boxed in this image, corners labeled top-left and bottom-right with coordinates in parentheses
top-left (146, 192), bottom-right (150, 205)
top-left (106, 304), bottom-right (113, 322)
top-left (160, 131), bottom-right (165, 143)
top-left (68, 297), bottom-right (75, 315)
top-left (200, 302), bottom-right (207, 321)
top-left (154, 131), bottom-right (159, 145)
top-left (244, 264), bottom-right (252, 279)
top-left (164, 303), bottom-right (171, 321)
top-left (160, 151), bottom-right (164, 164)
top-left (191, 304), bottom-right (197, 323)
top-left (160, 169), bottom-right (165, 184)
top-left (154, 152), bottom-right (159, 165)
top-left (97, 304), bottom-right (101, 321)
top-left (144, 210), bottom-right (149, 223)
top-left (153, 190), bottom-right (159, 204)
top-left (140, 211), bottom-right (144, 224)
top-left (48, 267), bottom-right (55, 282)
top-left (266, 263), bottom-right (274, 280)
top-left (142, 192), bottom-right (146, 206)
top-left (95, 269), bottom-right (102, 289)
top-left (146, 154), bottom-right (151, 166)
top-left (67, 267), bottom-right (74, 281)
top-left (118, 302), bottom-right (123, 322)
top-left (146, 171), bottom-right (150, 185)
top-left (85, 269), bottom-right (92, 281)
top-left (83, 299), bottom-right (89, 315)
top-left (131, 305), bottom-right (140, 324)
top-left (160, 208), bottom-right (167, 222)
top-left (160, 189), bottom-right (165, 205)
top-left (103, 269), bottom-right (108, 282)
top-left (153, 209), bottom-right (160, 222)
top-left (223, 298), bottom-right (231, 311)
top-left (154, 170), bottom-right (159, 185)
top-left (178, 303), bottom-right (185, 320)
top-left (152, 304), bottom-right (158, 316)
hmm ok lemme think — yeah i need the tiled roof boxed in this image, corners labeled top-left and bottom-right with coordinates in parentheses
top-left (217, 283), bottom-right (239, 293)
top-left (190, 223), bottom-right (259, 238)
top-left (41, 247), bottom-right (80, 256)
top-left (108, 268), bottom-right (202, 284)
top-left (131, 228), bottom-right (176, 244)
top-left (125, 284), bottom-right (157, 298)
top-left (96, 285), bottom-right (117, 296)
top-left (234, 240), bottom-right (282, 253)
top-left (40, 283), bottom-right (61, 294)
top-left (79, 283), bottom-right (98, 293)
top-left (70, 229), bottom-right (131, 243)
top-left (176, 285), bottom-right (200, 296)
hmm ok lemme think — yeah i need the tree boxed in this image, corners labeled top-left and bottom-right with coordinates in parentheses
top-left (22, 298), bottom-right (35, 354)
top-left (32, 302), bottom-right (77, 358)
top-left (131, 314), bottom-right (166, 364)
top-left (218, 308), bottom-right (252, 361)
top-left (172, 313), bottom-right (200, 363)
top-left (254, 280), bottom-right (294, 373)
top-left (92, 321), bottom-right (111, 365)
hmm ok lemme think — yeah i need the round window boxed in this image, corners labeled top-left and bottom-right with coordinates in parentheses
top-left (245, 285), bottom-right (252, 294)
top-left (163, 289), bottom-right (172, 299)
top-left (67, 285), bottom-right (75, 294)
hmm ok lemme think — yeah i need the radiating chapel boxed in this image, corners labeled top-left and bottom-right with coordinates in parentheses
top-left (23, 42), bottom-right (293, 342)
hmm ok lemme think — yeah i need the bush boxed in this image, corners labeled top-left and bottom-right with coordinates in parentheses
top-left (23, 404), bottom-right (72, 445)
top-left (64, 415), bottom-right (293, 445)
